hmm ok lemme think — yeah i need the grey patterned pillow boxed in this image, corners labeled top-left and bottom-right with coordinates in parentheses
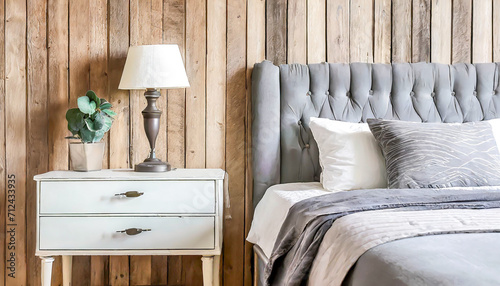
top-left (367, 119), bottom-right (500, 189)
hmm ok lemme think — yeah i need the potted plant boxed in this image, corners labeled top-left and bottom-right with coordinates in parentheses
top-left (66, 90), bottom-right (116, 171)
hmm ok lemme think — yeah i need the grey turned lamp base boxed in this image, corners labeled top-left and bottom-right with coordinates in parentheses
top-left (135, 160), bottom-right (171, 172)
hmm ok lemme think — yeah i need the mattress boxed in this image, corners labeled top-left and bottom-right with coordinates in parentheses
top-left (246, 182), bottom-right (329, 257)
top-left (248, 183), bottom-right (500, 286)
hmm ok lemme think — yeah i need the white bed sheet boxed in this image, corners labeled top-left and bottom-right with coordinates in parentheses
top-left (246, 182), bottom-right (332, 257)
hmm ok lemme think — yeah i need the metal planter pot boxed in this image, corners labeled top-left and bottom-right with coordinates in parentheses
top-left (69, 142), bottom-right (105, 171)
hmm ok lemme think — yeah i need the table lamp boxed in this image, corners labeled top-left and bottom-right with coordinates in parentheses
top-left (119, 44), bottom-right (189, 172)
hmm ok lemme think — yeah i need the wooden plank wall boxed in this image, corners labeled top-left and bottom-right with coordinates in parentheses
top-left (1, 0), bottom-right (499, 285)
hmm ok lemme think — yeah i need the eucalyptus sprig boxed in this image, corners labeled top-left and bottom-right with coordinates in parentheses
top-left (66, 90), bottom-right (116, 143)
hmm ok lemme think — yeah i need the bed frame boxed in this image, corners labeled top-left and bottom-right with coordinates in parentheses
top-left (250, 60), bottom-right (500, 285)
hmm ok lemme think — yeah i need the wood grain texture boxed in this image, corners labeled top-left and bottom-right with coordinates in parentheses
top-left (185, 0), bottom-right (207, 169)
top-left (431, 0), bottom-right (452, 63)
top-left (350, 0), bottom-right (374, 62)
top-left (47, 0), bottom-right (68, 283)
top-left (374, 0), bottom-right (391, 63)
top-left (163, 0), bottom-right (186, 282)
top-left (266, 0), bottom-right (287, 65)
top-left (246, 0), bottom-right (265, 286)
top-left (89, 0), bottom-right (110, 283)
top-left (164, 0), bottom-right (186, 170)
top-left (472, 0), bottom-right (492, 63)
top-left (327, 0), bottom-right (349, 62)
top-left (130, 256), bottom-right (151, 285)
top-left (226, 0), bottom-right (247, 284)
top-left (412, 0), bottom-right (431, 62)
top-left (27, 1), bottom-right (47, 285)
top-left (288, 0), bottom-right (307, 64)
top-left (307, 0), bottom-right (326, 63)
top-left (494, 0), bottom-right (500, 62)
top-left (108, 2), bottom-right (130, 285)
top-left (206, 0), bottom-right (226, 169)
top-left (391, 0), bottom-right (411, 63)
top-left (69, 0), bottom-right (92, 284)
top-left (0, 0), bottom-right (4, 283)
top-left (5, 0), bottom-right (27, 285)
top-left (452, 0), bottom-right (472, 63)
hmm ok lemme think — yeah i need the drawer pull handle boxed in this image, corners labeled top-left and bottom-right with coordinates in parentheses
top-left (114, 191), bottom-right (144, 198)
top-left (116, 228), bottom-right (151, 235)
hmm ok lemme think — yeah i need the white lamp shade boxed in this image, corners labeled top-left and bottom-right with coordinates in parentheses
top-left (119, 44), bottom-right (190, 90)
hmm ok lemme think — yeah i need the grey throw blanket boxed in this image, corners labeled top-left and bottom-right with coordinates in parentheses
top-left (265, 187), bottom-right (500, 286)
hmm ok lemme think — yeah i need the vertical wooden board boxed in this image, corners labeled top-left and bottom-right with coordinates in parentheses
top-left (108, 0), bottom-right (130, 284)
top-left (130, 256), bottom-right (151, 286)
top-left (288, 0), bottom-right (307, 64)
top-left (27, 0), bottom-right (48, 285)
top-left (307, 0), bottom-right (326, 63)
top-left (266, 0), bottom-right (287, 65)
top-left (89, 0), bottom-right (109, 283)
top-left (412, 0), bottom-right (431, 62)
top-left (226, 0), bottom-right (247, 284)
top-left (163, 0), bottom-right (186, 282)
top-left (47, 0), bottom-right (69, 284)
top-left (69, 0), bottom-right (91, 282)
top-left (185, 0), bottom-right (207, 169)
top-left (374, 0), bottom-right (391, 63)
top-left (5, 0), bottom-right (27, 285)
top-left (472, 0), bottom-right (492, 63)
top-left (130, 1), bottom-right (164, 283)
top-left (350, 0), bottom-right (374, 63)
top-left (326, 0), bottom-right (349, 62)
top-left (206, 0), bottom-right (226, 169)
top-left (391, 0), bottom-right (411, 63)
top-left (246, 0), bottom-right (265, 286)
top-left (452, 0), bottom-right (472, 63)
top-left (109, 0), bottom-right (130, 170)
top-left (494, 0), bottom-right (500, 62)
top-left (431, 0), bottom-right (452, 64)
top-left (0, 0), bottom-right (5, 284)
top-left (164, 0), bottom-right (186, 170)
top-left (109, 256), bottom-right (129, 286)
top-left (150, 256), bottom-right (167, 285)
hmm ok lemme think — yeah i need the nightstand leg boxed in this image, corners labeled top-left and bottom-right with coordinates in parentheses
top-left (41, 256), bottom-right (54, 286)
top-left (202, 255), bottom-right (220, 286)
top-left (62, 255), bottom-right (72, 286)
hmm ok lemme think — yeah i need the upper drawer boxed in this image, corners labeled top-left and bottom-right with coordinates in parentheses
top-left (40, 180), bottom-right (216, 214)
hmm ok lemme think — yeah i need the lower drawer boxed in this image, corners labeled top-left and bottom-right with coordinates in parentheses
top-left (39, 216), bottom-right (215, 250)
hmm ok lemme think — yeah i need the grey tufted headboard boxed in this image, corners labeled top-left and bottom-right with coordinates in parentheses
top-left (251, 60), bottom-right (500, 207)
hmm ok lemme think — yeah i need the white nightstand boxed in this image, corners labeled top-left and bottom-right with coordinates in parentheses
top-left (33, 169), bottom-right (225, 286)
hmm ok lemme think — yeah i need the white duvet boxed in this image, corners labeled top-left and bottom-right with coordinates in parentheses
top-left (247, 183), bottom-right (500, 286)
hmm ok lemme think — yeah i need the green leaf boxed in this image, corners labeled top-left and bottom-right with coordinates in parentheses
top-left (100, 102), bottom-right (112, 110)
top-left (66, 108), bottom-right (85, 133)
top-left (85, 114), bottom-right (105, 132)
top-left (93, 130), bottom-right (105, 143)
top-left (86, 90), bottom-right (100, 106)
top-left (103, 109), bottom-right (116, 117)
top-left (77, 96), bottom-right (97, 115)
top-left (79, 127), bottom-right (95, 143)
top-left (102, 115), bottom-right (113, 132)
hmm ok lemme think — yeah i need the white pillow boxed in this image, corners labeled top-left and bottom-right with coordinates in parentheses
top-left (309, 117), bottom-right (387, 191)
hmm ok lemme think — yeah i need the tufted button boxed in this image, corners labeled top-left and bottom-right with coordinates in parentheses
top-left (325, 91), bottom-right (330, 96)
top-left (369, 90), bottom-right (374, 95)
top-left (298, 120), bottom-right (302, 126)
top-left (304, 143), bottom-right (310, 149)
top-left (306, 91), bottom-right (312, 96)
top-left (431, 92), bottom-right (436, 97)
top-left (410, 91), bottom-right (415, 96)
top-left (451, 91), bottom-right (456, 96)
top-left (347, 91), bottom-right (351, 97)
top-left (473, 91), bottom-right (478, 96)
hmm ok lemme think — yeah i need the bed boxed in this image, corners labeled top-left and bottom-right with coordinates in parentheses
top-left (248, 61), bottom-right (500, 286)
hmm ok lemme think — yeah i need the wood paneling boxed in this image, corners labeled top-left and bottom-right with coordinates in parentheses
top-left (1, 1), bottom-right (498, 285)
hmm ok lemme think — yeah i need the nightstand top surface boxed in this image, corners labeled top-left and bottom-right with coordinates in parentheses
top-left (34, 168), bottom-right (226, 181)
